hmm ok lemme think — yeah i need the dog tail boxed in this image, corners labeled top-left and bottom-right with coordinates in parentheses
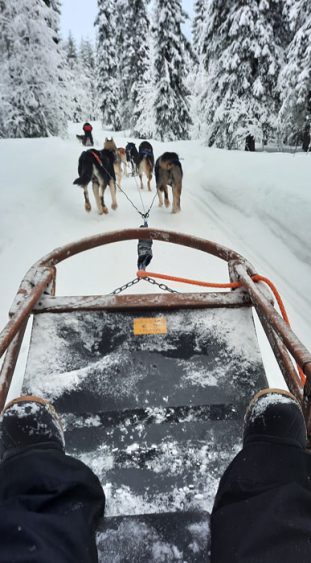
top-left (73, 176), bottom-right (86, 186)
top-left (73, 151), bottom-right (93, 186)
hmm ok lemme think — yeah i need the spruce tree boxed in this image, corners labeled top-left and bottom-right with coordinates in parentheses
top-left (43, 0), bottom-right (61, 42)
top-left (0, 1), bottom-right (12, 136)
top-left (279, 0), bottom-right (311, 150)
top-left (79, 39), bottom-right (98, 121)
top-left (64, 32), bottom-right (83, 122)
top-left (133, 35), bottom-right (156, 138)
top-left (1, 0), bottom-right (67, 138)
top-left (96, 0), bottom-right (121, 130)
top-left (192, 0), bottom-right (205, 54)
top-left (152, 0), bottom-right (192, 141)
top-left (118, 0), bottom-right (150, 130)
top-left (200, 0), bottom-right (284, 149)
top-left (190, 0), bottom-right (208, 138)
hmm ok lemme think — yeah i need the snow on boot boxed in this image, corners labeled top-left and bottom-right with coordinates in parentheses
top-left (243, 388), bottom-right (307, 448)
top-left (0, 395), bottom-right (65, 460)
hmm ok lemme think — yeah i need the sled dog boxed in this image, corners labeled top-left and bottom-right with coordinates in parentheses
top-left (138, 141), bottom-right (154, 191)
top-left (117, 147), bottom-right (128, 176)
top-left (155, 152), bottom-right (183, 213)
top-left (76, 134), bottom-right (93, 147)
top-left (76, 122), bottom-right (94, 146)
top-left (125, 142), bottom-right (139, 176)
top-left (103, 137), bottom-right (123, 187)
top-left (73, 149), bottom-right (117, 214)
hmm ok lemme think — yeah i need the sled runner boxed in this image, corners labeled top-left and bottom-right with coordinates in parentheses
top-left (0, 229), bottom-right (310, 561)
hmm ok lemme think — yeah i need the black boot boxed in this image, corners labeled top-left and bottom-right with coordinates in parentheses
top-left (0, 395), bottom-right (65, 460)
top-left (243, 387), bottom-right (307, 448)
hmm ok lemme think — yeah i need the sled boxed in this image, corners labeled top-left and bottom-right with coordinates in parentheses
top-left (0, 228), bottom-right (310, 562)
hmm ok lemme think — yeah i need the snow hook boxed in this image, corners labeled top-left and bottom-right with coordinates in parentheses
top-left (137, 223), bottom-right (153, 271)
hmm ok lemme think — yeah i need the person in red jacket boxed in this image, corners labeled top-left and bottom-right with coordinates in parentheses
top-left (76, 122), bottom-right (94, 146)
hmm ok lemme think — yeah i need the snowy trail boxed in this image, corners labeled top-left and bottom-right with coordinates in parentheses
top-left (0, 124), bottom-right (310, 397)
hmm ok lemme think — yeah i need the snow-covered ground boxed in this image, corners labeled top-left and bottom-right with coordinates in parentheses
top-left (0, 122), bottom-right (310, 398)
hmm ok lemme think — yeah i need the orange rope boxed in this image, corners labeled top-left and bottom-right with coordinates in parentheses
top-left (137, 270), bottom-right (241, 289)
top-left (137, 269), bottom-right (305, 385)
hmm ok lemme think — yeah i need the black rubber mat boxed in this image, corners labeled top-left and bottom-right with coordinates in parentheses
top-left (23, 306), bottom-right (267, 561)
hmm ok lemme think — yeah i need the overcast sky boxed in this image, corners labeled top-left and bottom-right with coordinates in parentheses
top-left (60, 0), bottom-right (194, 44)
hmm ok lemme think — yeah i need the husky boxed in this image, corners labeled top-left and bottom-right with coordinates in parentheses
top-left (137, 141), bottom-right (154, 191)
top-left (117, 147), bottom-right (128, 176)
top-left (73, 149), bottom-right (117, 214)
top-left (155, 152), bottom-right (183, 213)
top-left (125, 142), bottom-right (139, 176)
top-left (103, 137), bottom-right (123, 187)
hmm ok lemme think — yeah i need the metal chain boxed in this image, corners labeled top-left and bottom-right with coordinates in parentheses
top-left (110, 277), bottom-right (141, 295)
top-left (118, 180), bottom-right (158, 221)
top-left (110, 276), bottom-right (179, 295)
top-left (99, 159), bottom-right (158, 221)
top-left (142, 276), bottom-right (179, 293)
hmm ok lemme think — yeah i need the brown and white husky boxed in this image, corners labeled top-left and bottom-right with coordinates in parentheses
top-left (155, 152), bottom-right (183, 213)
top-left (137, 141), bottom-right (154, 191)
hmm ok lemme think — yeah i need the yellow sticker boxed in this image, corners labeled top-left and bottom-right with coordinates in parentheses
top-left (133, 317), bottom-right (167, 335)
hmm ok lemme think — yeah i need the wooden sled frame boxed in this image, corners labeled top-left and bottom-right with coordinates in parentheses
top-left (1, 228), bottom-right (311, 440)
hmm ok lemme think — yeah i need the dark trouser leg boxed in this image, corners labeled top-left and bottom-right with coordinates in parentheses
top-left (0, 447), bottom-right (105, 563)
top-left (211, 441), bottom-right (311, 563)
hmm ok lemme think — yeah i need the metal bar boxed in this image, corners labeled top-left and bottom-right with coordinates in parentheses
top-left (254, 306), bottom-right (303, 400)
top-left (28, 229), bottom-right (255, 270)
top-left (0, 320), bottom-right (28, 411)
top-left (0, 268), bottom-right (54, 359)
top-left (234, 263), bottom-right (311, 379)
top-left (33, 291), bottom-right (252, 313)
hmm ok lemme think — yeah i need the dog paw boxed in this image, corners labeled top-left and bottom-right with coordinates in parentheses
top-left (111, 203), bottom-right (118, 210)
top-left (85, 204), bottom-right (91, 212)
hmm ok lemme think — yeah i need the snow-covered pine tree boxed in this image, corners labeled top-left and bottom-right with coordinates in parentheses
top-left (279, 0), bottom-right (311, 151)
top-left (43, 0), bottom-right (61, 42)
top-left (189, 0), bottom-right (208, 138)
top-left (152, 0), bottom-right (192, 141)
top-left (1, 0), bottom-right (67, 138)
top-left (65, 32), bottom-right (78, 66)
top-left (117, 0), bottom-right (150, 130)
top-left (192, 0), bottom-right (205, 54)
top-left (133, 34), bottom-right (156, 138)
top-left (0, 1), bottom-right (13, 136)
top-left (96, 0), bottom-right (121, 131)
top-left (64, 32), bottom-right (85, 122)
top-left (79, 39), bottom-right (99, 121)
top-left (200, 0), bottom-right (284, 149)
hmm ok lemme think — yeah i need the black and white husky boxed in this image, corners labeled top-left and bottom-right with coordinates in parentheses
top-left (125, 142), bottom-right (139, 176)
top-left (73, 149), bottom-right (117, 214)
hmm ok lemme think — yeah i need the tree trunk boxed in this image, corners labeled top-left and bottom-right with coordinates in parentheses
top-left (302, 127), bottom-right (310, 152)
top-left (245, 134), bottom-right (255, 152)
